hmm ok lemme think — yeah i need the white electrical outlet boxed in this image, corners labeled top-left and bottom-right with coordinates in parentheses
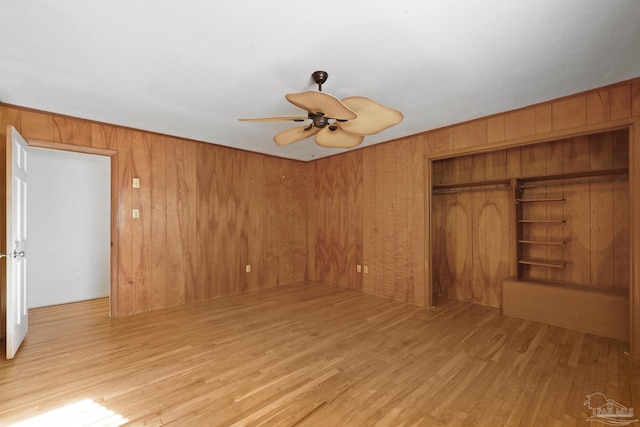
top-left (363, 266), bottom-right (369, 274)
top-left (132, 209), bottom-right (140, 218)
top-left (132, 178), bottom-right (140, 188)
top-left (357, 264), bottom-right (362, 273)
top-left (245, 265), bottom-right (251, 273)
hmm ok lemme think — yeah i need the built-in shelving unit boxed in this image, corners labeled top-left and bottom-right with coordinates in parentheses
top-left (513, 181), bottom-right (566, 278)
top-left (511, 167), bottom-right (628, 281)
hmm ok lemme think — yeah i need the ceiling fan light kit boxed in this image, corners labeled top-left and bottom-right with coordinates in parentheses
top-left (240, 71), bottom-right (403, 149)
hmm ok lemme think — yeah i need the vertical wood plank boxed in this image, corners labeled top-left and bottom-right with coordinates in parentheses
top-left (562, 136), bottom-right (590, 173)
top-left (564, 182), bottom-right (591, 286)
top-left (20, 110), bottom-right (54, 140)
top-left (485, 150), bottom-right (508, 181)
top-left (195, 143), bottom-right (213, 298)
top-left (613, 172), bottom-right (630, 290)
top-left (374, 145), bottom-right (385, 296)
top-left (72, 119), bottom-right (92, 147)
top-left (610, 85), bottom-right (632, 120)
top-left (466, 120), bottom-right (487, 147)
top-left (306, 161), bottom-right (318, 282)
top-left (150, 135), bottom-right (167, 308)
top-left (265, 157), bottom-right (281, 286)
top-left (590, 182), bottom-right (614, 287)
top-left (543, 140), bottom-right (563, 176)
top-left (183, 140), bottom-right (198, 302)
top-left (165, 138), bottom-right (194, 306)
top-left (346, 150), bottom-right (363, 292)
top-left (395, 141), bottom-right (409, 301)
top-left (52, 116), bottom-right (74, 144)
top-left (115, 129), bottom-right (133, 315)
top-left (505, 108), bottom-right (536, 140)
top-left (589, 133), bottom-right (613, 171)
top-left (520, 143), bottom-right (547, 177)
top-left (535, 105), bottom-right (552, 134)
top-left (586, 90), bottom-right (610, 124)
top-left (632, 83), bottom-right (640, 117)
top-left (472, 190), bottom-right (487, 305)
top-left (130, 131), bottom-right (153, 313)
top-left (362, 147), bottom-right (377, 295)
top-left (382, 143), bottom-right (397, 298)
top-left (452, 124), bottom-right (467, 149)
top-left (552, 96), bottom-right (587, 131)
top-left (410, 139), bottom-right (426, 306)
top-left (487, 116), bottom-right (505, 143)
top-left (433, 129), bottom-right (453, 153)
top-left (486, 189), bottom-right (510, 308)
top-left (247, 154), bottom-right (267, 291)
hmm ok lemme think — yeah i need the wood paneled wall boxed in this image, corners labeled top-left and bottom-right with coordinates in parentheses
top-left (307, 138), bottom-right (427, 306)
top-left (432, 131), bottom-right (629, 308)
top-left (307, 151), bottom-right (363, 291)
top-left (2, 77), bottom-right (640, 354)
top-left (0, 106), bottom-right (307, 318)
top-left (308, 77), bottom-right (640, 356)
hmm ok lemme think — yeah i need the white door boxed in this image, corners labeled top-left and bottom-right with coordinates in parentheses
top-left (4, 126), bottom-right (29, 359)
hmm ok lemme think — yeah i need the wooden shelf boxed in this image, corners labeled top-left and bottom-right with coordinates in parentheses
top-left (515, 197), bottom-right (565, 204)
top-left (518, 259), bottom-right (565, 269)
top-left (518, 219), bottom-right (565, 224)
top-left (517, 167), bottom-right (628, 184)
top-left (432, 179), bottom-right (510, 191)
top-left (518, 240), bottom-right (565, 246)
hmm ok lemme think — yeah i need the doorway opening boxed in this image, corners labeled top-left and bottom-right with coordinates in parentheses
top-left (25, 139), bottom-right (118, 317)
top-left (27, 147), bottom-right (111, 309)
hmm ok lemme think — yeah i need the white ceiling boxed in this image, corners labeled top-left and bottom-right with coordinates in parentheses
top-left (1, 1), bottom-right (640, 161)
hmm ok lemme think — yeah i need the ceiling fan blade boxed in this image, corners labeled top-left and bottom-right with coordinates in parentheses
top-left (338, 96), bottom-right (403, 135)
top-left (239, 115), bottom-right (308, 122)
top-left (273, 125), bottom-right (321, 146)
top-left (285, 91), bottom-right (357, 120)
top-left (315, 127), bottom-right (364, 148)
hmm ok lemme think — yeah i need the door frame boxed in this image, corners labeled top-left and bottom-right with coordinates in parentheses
top-left (424, 116), bottom-right (640, 358)
top-left (26, 139), bottom-right (118, 317)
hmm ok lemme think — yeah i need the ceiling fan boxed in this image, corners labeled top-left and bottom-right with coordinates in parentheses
top-left (239, 71), bottom-right (403, 148)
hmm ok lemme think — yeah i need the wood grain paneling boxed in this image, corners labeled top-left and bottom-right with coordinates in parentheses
top-left (552, 97), bottom-right (587, 131)
top-left (131, 131), bottom-right (153, 312)
top-left (308, 152), bottom-right (361, 290)
top-left (115, 128), bottom-right (133, 315)
top-left (150, 135), bottom-right (168, 309)
top-left (2, 76), bottom-right (639, 354)
top-left (1, 105), bottom-right (307, 318)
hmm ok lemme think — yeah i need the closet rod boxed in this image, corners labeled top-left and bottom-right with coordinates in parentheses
top-left (432, 186), bottom-right (511, 195)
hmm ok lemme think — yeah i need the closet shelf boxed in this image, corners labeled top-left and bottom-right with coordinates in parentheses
top-left (515, 197), bottom-right (565, 204)
top-left (518, 240), bottom-right (565, 246)
top-left (518, 259), bottom-right (565, 269)
top-left (518, 219), bottom-right (565, 224)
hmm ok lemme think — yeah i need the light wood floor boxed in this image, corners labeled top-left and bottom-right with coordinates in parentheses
top-left (1, 282), bottom-right (639, 426)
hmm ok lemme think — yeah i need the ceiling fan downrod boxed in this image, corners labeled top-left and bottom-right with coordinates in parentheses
top-left (312, 70), bottom-right (328, 92)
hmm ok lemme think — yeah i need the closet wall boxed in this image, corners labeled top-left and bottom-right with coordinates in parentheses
top-left (431, 131), bottom-right (629, 308)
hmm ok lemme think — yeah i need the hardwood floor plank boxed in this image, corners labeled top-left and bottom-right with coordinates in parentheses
top-left (1, 283), bottom-right (638, 426)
